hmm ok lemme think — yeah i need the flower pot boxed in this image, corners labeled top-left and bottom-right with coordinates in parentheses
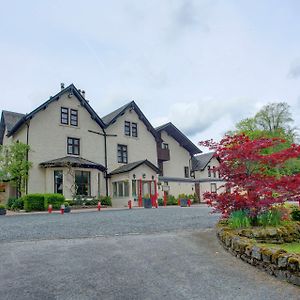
top-left (64, 206), bottom-right (71, 213)
top-left (143, 198), bottom-right (152, 209)
top-left (0, 208), bottom-right (7, 215)
top-left (180, 199), bottom-right (188, 207)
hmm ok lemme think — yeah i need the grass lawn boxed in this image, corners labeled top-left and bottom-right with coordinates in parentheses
top-left (257, 242), bottom-right (300, 254)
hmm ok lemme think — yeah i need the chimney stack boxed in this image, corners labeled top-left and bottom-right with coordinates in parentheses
top-left (60, 83), bottom-right (65, 90)
top-left (82, 90), bottom-right (85, 98)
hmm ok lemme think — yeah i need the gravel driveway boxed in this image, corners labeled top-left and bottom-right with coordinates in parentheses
top-left (0, 206), bottom-right (299, 300)
top-left (0, 206), bottom-right (217, 242)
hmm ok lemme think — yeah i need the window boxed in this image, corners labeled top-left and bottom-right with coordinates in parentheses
top-left (61, 107), bottom-right (69, 125)
top-left (208, 165), bottom-right (211, 177)
top-left (124, 121), bottom-right (138, 137)
top-left (124, 121), bottom-right (131, 136)
top-left (117, 144), bottom-right (128, 163)
top-left (184, 166), bottom-right (189, 178)
top-left (75, 171), bottom-right (90, 196)
top-left (113, 181), bottom-right (130, 197)
top-left (61, 107), bottom-right (78, 126)
top-left (54, 170), bottom-right (63, 194)
top-left (211, 183), bottom-right (217, 193)
top-left (132, 180), bottom-right (137, 197)
top-left (162, 142), bottom-right (169, 149)
top-left (213, 166), bottom-right (216, 178)
top-left (70, 109), bottom-right (78, 126)
top-left (113, 182), bottom-right (117, 197)
top-left (132, 122), bottom-right (138, 137)
top-left (67, 137), bottom-right (80, 155)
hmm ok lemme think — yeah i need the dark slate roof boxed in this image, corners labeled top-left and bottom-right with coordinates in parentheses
top-left (156, 122), bottom-right (201, 155)
top-left (0, 111), bottom-right (25, 144)
top-left (7, 84), bottom-right (106, 137)
top-left (109, 160), bottom-right (160, 175)
top-left (40, 156), bottom-right (106, 171)
top-left (102, 101), bottom-right (162, 142)
top-left (191, 152), bottom-right (215, 171)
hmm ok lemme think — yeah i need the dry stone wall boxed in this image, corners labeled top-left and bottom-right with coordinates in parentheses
top-left (216, 223), bottom-right (300, 286)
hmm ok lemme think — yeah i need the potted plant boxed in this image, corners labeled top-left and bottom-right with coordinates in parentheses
top-left (63, 202), bottom-right (71, 213)
top-left (0, 204), bottom-right (7, 215)
top-left (143, 194), bottom-right (152, 209)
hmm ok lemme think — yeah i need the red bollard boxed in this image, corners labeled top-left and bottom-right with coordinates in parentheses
top-left (163, 192), bottom-right (167, 207)
top-left (178, 199), bottom-right (181, 206)
top-left (187, 199), bottom-right (191, 207)
top-left (48, 204), bottom-right (52, 213)
top-left (97, 201), bottom-right (101, 211)
top-left (128, 200), bottom-right (132, 209)
top-left (60, 204), bottom-right (65, 214)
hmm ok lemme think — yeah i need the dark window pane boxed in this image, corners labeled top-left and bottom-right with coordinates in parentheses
top-left (61, 107), bottom-right (69, 125)
top-left (70, 109), bottom-right (78, 126)
top-left (117, 144), bottom-right (127, 163)
top-left (75, 171), bottom-right (90, 196)
top-left (124, 121), bottom-right (131, 136)
top-left (67, 137), bottom-right (80, 155)
top-left (54, 170), bottom-right (63, 194)
top-left (132, 123), bottom-right (138, 137)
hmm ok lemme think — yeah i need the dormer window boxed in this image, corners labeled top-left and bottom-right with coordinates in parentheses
top-left (61, 107), bottom-right (78, 127)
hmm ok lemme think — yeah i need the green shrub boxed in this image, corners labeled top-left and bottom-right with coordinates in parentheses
top-left (24, 194), bottom-right (45, 212)
top-left (228, 210), bottom-right (251, 229)
top-left (6, 197), bottom-right (17, 209)
top-left (291, 207), bottom-right (300, 221)
top-left (167, 195), bottom-right (177, 205)
top-left (258, 208), bottom-right (282, 227)
top-left (84, 198), bottom-right (99, 206)
top-left (44, 193), bottom-right (65, 210)
top-left (11, 198), bottom-right (24, 210)
top-left (64, 201), bottom-right (70, 207)
top-left (158, 198), bottom-right (163, 206)
top-left (100, 196), bottom-right (112, 206)
top-left (0, 204), bottom-right (6, 209)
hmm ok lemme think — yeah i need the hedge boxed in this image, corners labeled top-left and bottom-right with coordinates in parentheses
top-left (23, 194), bottom-right (45, 212)
top-left (44, 193), bottom-right (65, 210)
top-left (23, 193), bottom-right (65, 212)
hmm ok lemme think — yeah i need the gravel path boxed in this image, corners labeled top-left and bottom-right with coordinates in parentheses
top-left (1, 206), bottom-right (299, 299)
top-left (0, 206), bottom-right (218, 242)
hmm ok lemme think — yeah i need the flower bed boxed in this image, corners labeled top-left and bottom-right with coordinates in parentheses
top-left (216, 221), bottom-right (300, 286)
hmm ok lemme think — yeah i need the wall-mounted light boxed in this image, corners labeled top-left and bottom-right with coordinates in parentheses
top-left (142, 173), bottom-right (146, 179)
top-left (133, 174), bottom-right (136, 179)
top-left (151, 175), bottom-right (154, 180)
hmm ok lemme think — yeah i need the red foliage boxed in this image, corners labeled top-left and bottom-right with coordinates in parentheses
top-left (200, 134), bottom-right (300, 217)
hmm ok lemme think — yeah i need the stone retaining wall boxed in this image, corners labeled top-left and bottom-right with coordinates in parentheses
top-left (216, 224), bottom-right (300, 286)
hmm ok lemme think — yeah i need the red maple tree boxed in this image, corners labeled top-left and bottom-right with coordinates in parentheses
top-left (200, 134), bottom-right (300, 218)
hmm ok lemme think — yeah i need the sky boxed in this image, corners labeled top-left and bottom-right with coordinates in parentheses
top-left (1, 0), bottom-right (300, 150)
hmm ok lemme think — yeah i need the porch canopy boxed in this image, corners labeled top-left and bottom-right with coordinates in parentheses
top-left (40, 156), bottom-right (106, 171)
top-left (109, 160), bottom-right (160, 175)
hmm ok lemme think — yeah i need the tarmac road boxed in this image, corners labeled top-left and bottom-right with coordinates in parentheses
top-left (0, 206), bottom-right (299, 299)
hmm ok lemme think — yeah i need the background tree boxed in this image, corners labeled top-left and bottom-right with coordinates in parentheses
top-left (200, 134), bottom-right (300, 223)
top-left (234, 102), bottom-right (297, 143)
top-left (233, 102), bottom-right (300, 174)
top-left (0, 142), bottom-right (31, 198)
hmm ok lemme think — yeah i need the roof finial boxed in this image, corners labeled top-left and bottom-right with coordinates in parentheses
top-left (60, 83), bottom-right (65, 90)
